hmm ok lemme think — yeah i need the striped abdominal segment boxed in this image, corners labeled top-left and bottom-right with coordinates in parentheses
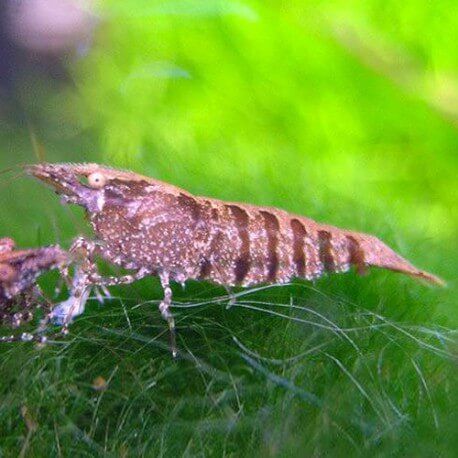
top-left (260, 210), bottom-right (280, 282)
top-left (197, 202), bottom-right (363, 287)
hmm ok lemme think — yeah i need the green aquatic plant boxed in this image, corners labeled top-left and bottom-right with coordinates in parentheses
top-left (0, 0), bottom-right (456, 456)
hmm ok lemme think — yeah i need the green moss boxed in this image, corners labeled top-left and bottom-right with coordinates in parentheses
top-left (0, 0), bottom-right (456, 456)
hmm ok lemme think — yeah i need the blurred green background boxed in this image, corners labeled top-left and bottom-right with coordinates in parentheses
top-left (0, 0), bottom-right (456, 456)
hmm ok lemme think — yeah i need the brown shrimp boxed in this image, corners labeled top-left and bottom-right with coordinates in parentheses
top-left (26, 163), bottom-right (444, 355)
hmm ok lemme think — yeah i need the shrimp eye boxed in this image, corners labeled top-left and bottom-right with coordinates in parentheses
top-left (0, 263), bottom-right (16, 282)
top-left (87, 172), bottom-right (107, 189)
